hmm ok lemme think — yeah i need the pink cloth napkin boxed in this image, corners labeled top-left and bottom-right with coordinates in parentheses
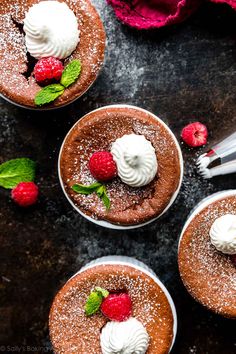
top-left (208, 0), bottom-right (236, 10)
top-left (107, 0), bottom-right (235, 30)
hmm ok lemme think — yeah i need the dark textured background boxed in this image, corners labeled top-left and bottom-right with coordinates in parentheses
top-left (0, 1), bottom-right (236, 353)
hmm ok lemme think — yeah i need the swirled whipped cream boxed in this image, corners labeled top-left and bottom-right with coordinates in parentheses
top-left (210, 214), bottom-right (236, 255)
top-left (100, 317), bottom-right (149, 354)
top-left (23, 1), bottom-right (80, 59)
top-left (111, 134), bottom-right (158, 187)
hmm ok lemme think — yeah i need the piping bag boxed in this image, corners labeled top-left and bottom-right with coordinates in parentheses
top-left (197, 132), bottom-right (236, 178)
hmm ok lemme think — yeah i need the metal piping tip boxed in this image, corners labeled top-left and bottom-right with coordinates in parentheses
top-left (198, 160), bottom-right (236, 179)
top-left (196, 132), bottom-right (236, 179)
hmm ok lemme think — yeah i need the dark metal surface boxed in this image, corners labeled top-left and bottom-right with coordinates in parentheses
top-left (0, 1), bottom-right (236, 353)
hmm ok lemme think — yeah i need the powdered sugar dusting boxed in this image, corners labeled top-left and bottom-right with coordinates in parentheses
top-left (179, 195), bottom-right (236, 318)
top-left (0, 0), bottom-right (105, 107)
top-left (60, 107), bottom-right (181, 225)
top-left (50, 264), bottom-right (174, 353)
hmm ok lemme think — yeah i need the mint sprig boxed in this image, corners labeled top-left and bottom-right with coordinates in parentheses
top-left (95, 287), bottom-right (109, 298)
top-left (100, 190), bottom-right (111, 210)
top-left (72, 182), bottom-right (102, 195)
top-left (72, 182), bottom-right (111, 210)
top-left (60, 59), bottom-right (81, 88)
top-left (85, 287), bottom-right (109, 316)
top-left (35, 84), bottom-right (64, 106)
top-left (34, 59), bottom-right (82, 106)
top-left (0, 158), bottom-right (36, 189)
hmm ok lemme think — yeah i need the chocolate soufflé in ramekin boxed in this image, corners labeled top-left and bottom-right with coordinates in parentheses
top-left (58, 105), bottom-right (183, 229)
top-left (0, 0), bottom-right (105, 109)
top-left (49, 256), bottom-right (177, 354)
top-left (178, 190), bottom-right (236, 319)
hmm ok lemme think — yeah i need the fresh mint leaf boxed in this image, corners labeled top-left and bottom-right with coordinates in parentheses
top-left (72, 182), bottom-right (102, 195)
top-left (0, 158), bottom-right (36, 189)
top-left (96, 185), bottom-right (105, 197)
top-left (35, 84), bottom-right (64, 106)
top-left (85, 287), bottom-right (109, 316)
top-left (101, 190), bottom-right (111, 210)
top-left (95, 287), bottom-right (109, 298)
top-left (60, 59), bottom-right (82, 88)
top-left (34, 60), bottom-right (82, 106)
top-left (95, 185), bottom-right (110, 210)
top-left (85, 290), bottom-right (103, 316)
top-left (72, 182), bottom-right (111, 210)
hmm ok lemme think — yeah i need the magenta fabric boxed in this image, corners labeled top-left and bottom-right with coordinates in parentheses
top-left (208, 0), bottom-right (236, 10)
top-left (107, 0), bottom-right (201, 30)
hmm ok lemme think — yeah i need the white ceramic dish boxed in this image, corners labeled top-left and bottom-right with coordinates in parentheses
top-left (58, 104), bottom-right (184, 230)
top-left (0, 7), bottom-right (106, 111)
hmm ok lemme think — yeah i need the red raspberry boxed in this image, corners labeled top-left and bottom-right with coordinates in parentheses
top-left (89, 151), bottom-right (117, 182)
top-left (101, 293), bottom-right (132, 322)
top-left (11, 182), bottom-right (39, 207)
top-left (230, 254), bottom-right (236, 266)
top-left (34, 57), bottom-right (64, 85)
top-left (181, 122), bottom-right (208, 147)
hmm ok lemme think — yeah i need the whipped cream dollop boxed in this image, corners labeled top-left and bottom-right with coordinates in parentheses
top-left (210, 214), bottom-right (236, 255)
top-left (111, 134), bottom-right (158, 187)
top-left (23, 1), bottom-right (80, 59)
top-left (100, 317), bottom-right (149, 354)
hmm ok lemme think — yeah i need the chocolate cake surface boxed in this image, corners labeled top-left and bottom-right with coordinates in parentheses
top-left (49, 264), bottom-right (174, 354)
top-left (59, 105), bottom-right (182, 226)
top-left (178, 195), bottom-right (236, 319)
top-left (0, 0), bottom-right (105, 108)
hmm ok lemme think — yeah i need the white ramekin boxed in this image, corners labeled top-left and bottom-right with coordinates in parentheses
top-left (70, 255), bottom-right (177, 353)
top-left (178, 190), bottom-right (236, 250)
top-left (58, 104), bottom-right (184, 230)
top-left (0, 15), bottom-right (106, 111)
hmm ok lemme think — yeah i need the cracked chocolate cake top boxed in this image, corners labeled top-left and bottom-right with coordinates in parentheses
top-left (0, 0), bottom-right (105, 108)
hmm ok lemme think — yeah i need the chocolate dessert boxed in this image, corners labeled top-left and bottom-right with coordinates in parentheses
top-left (49, 257), bottom-right (176, 353)
top-left (0, 0), bottom-right (105, 108)
top-left (178, 193), bottom-right (236, 319)
top-left (59, 105), bottom-right (182, 226)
